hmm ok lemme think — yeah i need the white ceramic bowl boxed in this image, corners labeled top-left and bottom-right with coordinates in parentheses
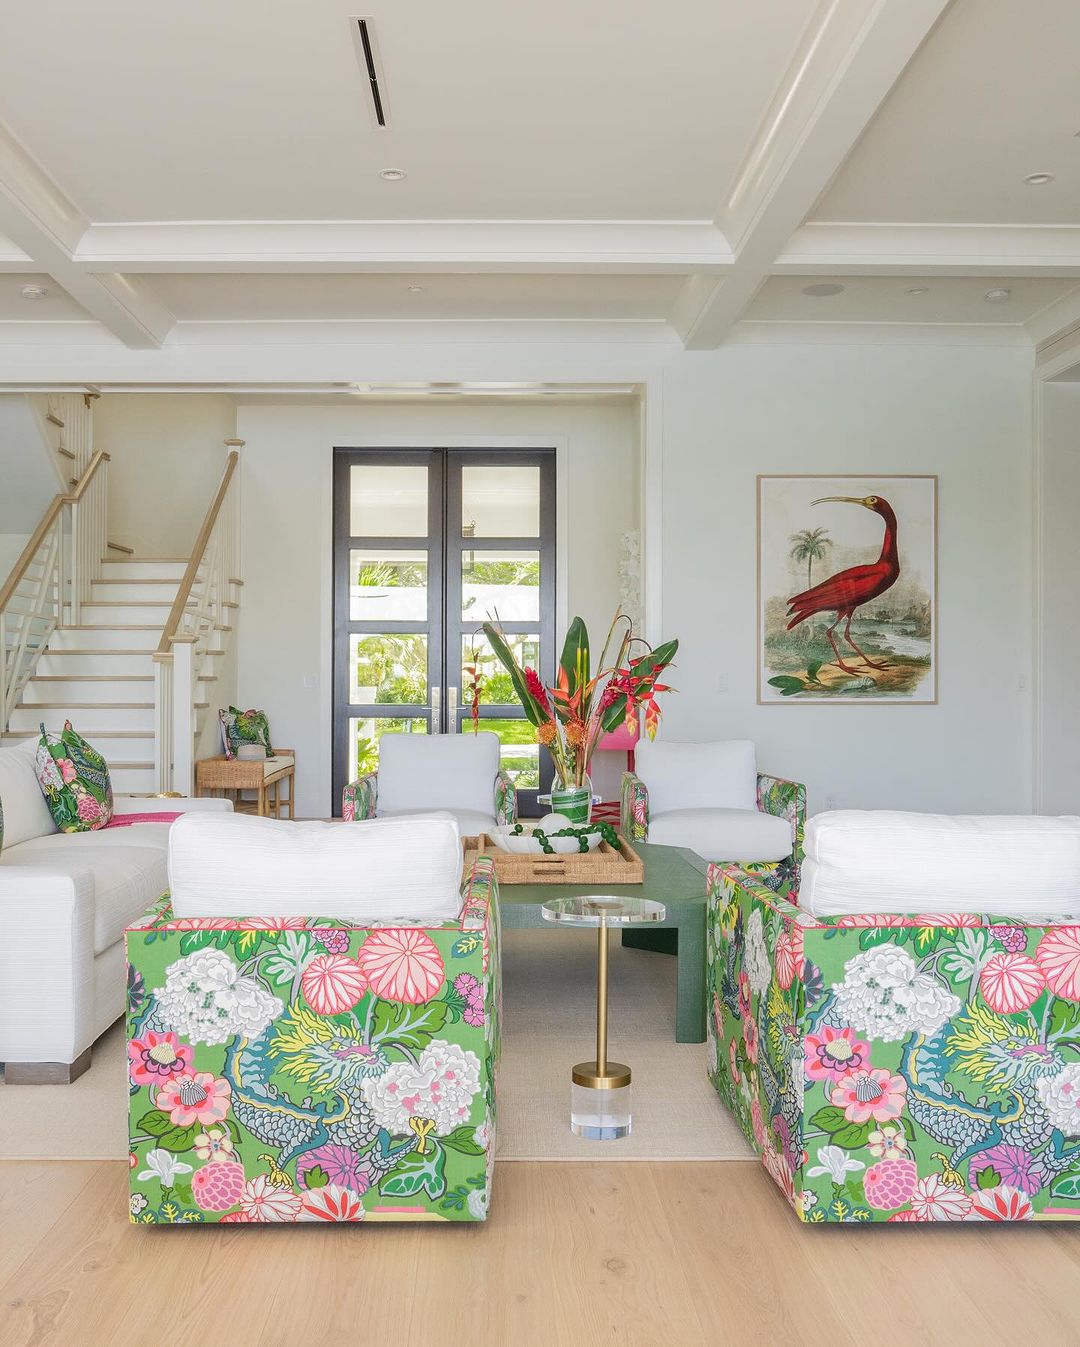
top-left (488, 823), bottom-right (605, 855)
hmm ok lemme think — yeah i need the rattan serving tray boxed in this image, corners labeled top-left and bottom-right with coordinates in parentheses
top-left (463, 833), bottom-right (644, 885)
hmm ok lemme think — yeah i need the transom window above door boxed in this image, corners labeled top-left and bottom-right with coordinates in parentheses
top-left (332, 448), bottom-right (556, 815)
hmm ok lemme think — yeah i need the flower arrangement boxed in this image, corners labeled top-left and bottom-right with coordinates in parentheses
top-left (481, 610), bottom-right (677, 790)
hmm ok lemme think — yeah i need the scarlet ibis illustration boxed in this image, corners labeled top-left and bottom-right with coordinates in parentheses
top-left (786, 495), bottom-right (899, 674)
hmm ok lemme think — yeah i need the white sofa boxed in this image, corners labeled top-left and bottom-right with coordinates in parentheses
top-left (0, 739), bottom-right (230, 1082)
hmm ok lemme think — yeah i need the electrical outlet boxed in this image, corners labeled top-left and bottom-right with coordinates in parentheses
top-left (824, 795), bottom-right (837, 811)
top-left (303, 674), bottom-right (318, 690)
top-left (716, 673), bottom-right (729, 693)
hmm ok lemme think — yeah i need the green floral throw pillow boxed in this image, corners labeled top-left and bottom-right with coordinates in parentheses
top-left (35, 720), bottom-right (114, 832)
top-left (219, 705), bottom-right (275, 760)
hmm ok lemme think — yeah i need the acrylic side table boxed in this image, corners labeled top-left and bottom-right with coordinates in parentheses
top-left (541, 894), bottom-right (666, 1139)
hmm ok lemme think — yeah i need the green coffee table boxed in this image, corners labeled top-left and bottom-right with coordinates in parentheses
top-left (497, 841), bottom-right (709, 1043)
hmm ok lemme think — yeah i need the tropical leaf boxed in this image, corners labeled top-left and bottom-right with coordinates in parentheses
top-left (380, 1143), bottom-right (447, 1199)
top-left (480, 622), bottom-right (546, 725)
top-left (137, 1110), bottom-right (200, 1153)
top-left (451, 933), bottom-right (482, 958)
top-left (830, 1119), bottom-right (874, 1149)
top-left (1049, 998), bottom-right (1080, 1043)
top-left (442, 1124), bottom-right (485, 1155)
top-left (809, 1105), bottom-right (847, 1133)
top-left (859, 925), bottom-right (910, 951)
top-left (767, 676), bottom-right (806, 697)
top-left (1051, 1172), bottom-right (1080, 1201)
top-left (370, 998), bottom-right (450, 1050)
top-left (558, 616), bottom-right (590, 702)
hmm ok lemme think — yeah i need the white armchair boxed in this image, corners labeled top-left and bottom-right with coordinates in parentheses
top-left (619, 738), bottom-right (804, 870)
top-left (342, 730), bottom-right (517, 835)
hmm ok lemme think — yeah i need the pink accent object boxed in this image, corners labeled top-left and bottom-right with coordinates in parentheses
top-left (105, 812), bottom-right (183, 828)
top-left (597, 722), bottom-right (639, 753)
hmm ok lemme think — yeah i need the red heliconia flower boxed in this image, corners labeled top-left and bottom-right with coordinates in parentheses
top-left (524, 667), bottom-right (551, 712)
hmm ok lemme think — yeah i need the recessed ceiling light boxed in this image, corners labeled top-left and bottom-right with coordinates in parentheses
top-left (20, 283), bottom-right (48, 300)
top-left (379, 168), bottom-right (406, 181)
top-left (406, 284), bottom-right (424, 293)
top-left (801, 283), bottom-right (845, 297)
top-left (906, 286), bottom-right (929, 295)
top-left (984, 287), bottom-right (1012, 303)
top-left (1024, 172), bottom-right (1054, 186)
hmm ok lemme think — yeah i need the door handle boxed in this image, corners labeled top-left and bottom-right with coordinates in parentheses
top-left (448, 685), bottom-right (458, 733)
top-left (430, 685), bottom-right (441, 734)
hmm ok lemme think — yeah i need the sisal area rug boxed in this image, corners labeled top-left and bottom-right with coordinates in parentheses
top-left (0, 929), bottom-right (750, 1162)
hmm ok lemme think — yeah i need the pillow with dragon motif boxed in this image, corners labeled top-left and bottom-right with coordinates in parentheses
top-left (35, 720), bottom-right (114, 832)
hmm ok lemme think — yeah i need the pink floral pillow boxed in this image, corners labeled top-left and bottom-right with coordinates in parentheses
top-left (35, 720), bottom-right (114, 832)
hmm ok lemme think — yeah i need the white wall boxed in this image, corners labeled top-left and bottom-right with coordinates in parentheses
top-left (95, 394), bottom-right (237, 555)
top-left (659, 341), bottom-right (1033, 814)
top-left (1037, 381), bottom-right (1080, 812)
top-left (235, 401), bottom-right (640, 815)
top-left (0, 533), bottom-right (30, 578)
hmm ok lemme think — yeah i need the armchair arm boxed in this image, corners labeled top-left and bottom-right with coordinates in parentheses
top-left (756, 773), bottom-right (806, 866)
top-left (342, 772), bottom-right (378, 820)
top-left (494, 770), bottom-right (518, 827)
top-left (0, 867), bottom-right (96, 1063)
top-left (620, 770), bottom-right (649, 842)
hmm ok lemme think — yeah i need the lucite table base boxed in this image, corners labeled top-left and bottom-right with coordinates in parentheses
top-left (542, 895), bottom-right (666, 1141)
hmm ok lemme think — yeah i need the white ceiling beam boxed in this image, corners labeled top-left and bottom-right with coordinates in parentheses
top-left (0, 124), bottom-right (174, 348)
top-left (675, 0), bottom-right (953, 349)
top-left (74, 220), bottom-right (734, 276)
top-left (777, 223), bottom-right (1080, 276)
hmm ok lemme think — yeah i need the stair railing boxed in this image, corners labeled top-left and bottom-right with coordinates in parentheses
top-left (0, 449), bottom-right (110, 732)
top-left (154, 444), bottom-right (242, 793)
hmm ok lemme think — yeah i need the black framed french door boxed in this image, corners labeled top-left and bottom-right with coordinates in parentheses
top-left (332, 447), bottom-right (556, 815)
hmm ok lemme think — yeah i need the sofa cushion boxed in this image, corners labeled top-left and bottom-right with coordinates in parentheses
top-left (35, 721), bottom-right (114, 831)
top-left (801, 810), bottom-right (1080, 917)
top-left (0, 739), bottom-right (57, 848)
top-left (636, 738), bottom-right (757, 815)
top-left (376, 731), bottom-right (501, 818)
top-left (648, 808), bottom-right (792, 862)
top-left (168, 812), bottom-right (464, 921)
top-left (380, 807), bottom-right (497, 837)
top-left (0, 835), bottom-right (166, 954)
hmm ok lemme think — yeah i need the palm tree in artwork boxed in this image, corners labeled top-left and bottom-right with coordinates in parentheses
top-left (789, 527), bottom-right (833, 589)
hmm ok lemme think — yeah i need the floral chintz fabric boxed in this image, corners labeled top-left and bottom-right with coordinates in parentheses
top-left (125, 859), bottom-right (500, 1224)
top-left (494, 770), bottom-right (518, 827)
top-left (620, 770), bottom-right (649, 842)
top-left (706, 864), bottom-right (1080, 1222)
top-left (35, 719), bottom-right (113, 832)
top-left (341, 773), bottom-right (377, 821)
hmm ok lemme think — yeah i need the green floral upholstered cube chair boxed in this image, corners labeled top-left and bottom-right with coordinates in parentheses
top-left (706, 810), bottom-right (1080, 1224)
top-left (125, 813), bottom-right (499, 1224)
top-left (620, 737), bottom-right (804, 883)
top-left (343, 729), bottom-right (517, 834)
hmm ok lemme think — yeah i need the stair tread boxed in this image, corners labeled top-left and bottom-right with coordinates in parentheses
top-left (20, 701), bottom-right (155, 709)
top-left (32, 675), bottom-right (153, 682)
top-left (3, 729), bottom-right (151, 738)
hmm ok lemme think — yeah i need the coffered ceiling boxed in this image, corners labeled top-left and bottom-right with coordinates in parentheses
top-left (0, 0), bottom-right (1078, 364)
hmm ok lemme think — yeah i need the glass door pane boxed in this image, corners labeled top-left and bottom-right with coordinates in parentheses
top-left (447, 450), bottom-right (556, 814)
top-left (334, 451), bottom-right (443, 804)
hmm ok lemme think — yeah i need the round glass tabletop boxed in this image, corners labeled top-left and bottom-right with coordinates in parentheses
top-left (540, 895), bottom-right (667, 927)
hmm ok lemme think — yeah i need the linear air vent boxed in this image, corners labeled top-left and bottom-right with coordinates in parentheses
top-left (354, 19), bottom-right (387, 127)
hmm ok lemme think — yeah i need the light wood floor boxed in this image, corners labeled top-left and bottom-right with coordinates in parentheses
top-left (2, 1160), bottom-right (1079, 1347)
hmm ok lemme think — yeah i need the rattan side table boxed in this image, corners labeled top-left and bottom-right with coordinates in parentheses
top-left (195, 750), bottom-right (296, 818)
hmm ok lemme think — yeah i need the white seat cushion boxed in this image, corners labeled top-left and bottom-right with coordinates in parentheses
top-left (380, 807), bottom-right (497, 837)
top-left (635, 738), bottom-right (757, 814)
top-left (168, 811), bottom-right (464, 921)
top-left (648, 808), bottom-right (793, 862)
top-left (0, 836), bottom-right (166, 954)
top-left (376, 732), bottom-right (500, 818)
top-left (0, 739), bottom-right (56, 848)
top-left (801, 810), bottom-right (1080, 918)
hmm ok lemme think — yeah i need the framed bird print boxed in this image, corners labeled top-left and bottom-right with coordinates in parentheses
top-left (758, 475), bottom-right (937, 703)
